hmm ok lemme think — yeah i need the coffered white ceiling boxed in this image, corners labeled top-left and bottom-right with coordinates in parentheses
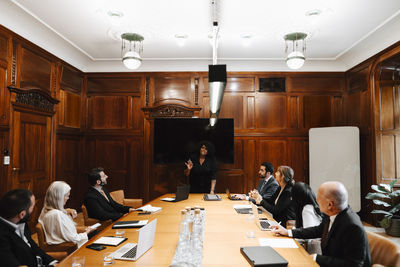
top-left (1, 0), bottom-right (400, 72)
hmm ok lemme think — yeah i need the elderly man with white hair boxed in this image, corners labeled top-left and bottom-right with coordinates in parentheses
top-left (270, 181), bottom-right (371, 267)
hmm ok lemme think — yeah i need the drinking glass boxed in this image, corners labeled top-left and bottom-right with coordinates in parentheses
top-left (103, 252), bottom-right (114, 266)
top-left (115, 229), bottom-right (125, 238)
top-left (71, 256), bottom-right (85, 267)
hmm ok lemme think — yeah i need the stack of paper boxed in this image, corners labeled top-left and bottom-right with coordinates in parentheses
top-left (137, 204), bottom-right (162, 213)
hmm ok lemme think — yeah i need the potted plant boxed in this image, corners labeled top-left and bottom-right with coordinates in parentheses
top-left (365, 178), bottom-right (400, 236)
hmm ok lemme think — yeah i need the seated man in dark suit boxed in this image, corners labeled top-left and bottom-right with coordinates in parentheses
top-left (270, 181), bottom-right (371, 267)
top-left (233, 162), bottom-right (279, 203)
top-left (0, 189), bottom-right (56, 267)
top-left (84, 167), bottom-right (135, 221)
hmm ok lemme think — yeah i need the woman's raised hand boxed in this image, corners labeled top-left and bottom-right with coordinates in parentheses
top-left (185, 159), bottom-right (193, 170)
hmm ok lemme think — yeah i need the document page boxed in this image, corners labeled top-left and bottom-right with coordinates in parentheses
top-left (258, 238), bottom-right (298, 248)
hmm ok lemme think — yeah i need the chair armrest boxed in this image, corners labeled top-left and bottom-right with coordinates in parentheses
top-left (45, 242), bottom-right (77, 254)
top-left (76, 226), bottom-right (87, 233)
top-left (123, 198), bottom-right (143, 208)
top-left (47, 251), bottom-right (69, 261)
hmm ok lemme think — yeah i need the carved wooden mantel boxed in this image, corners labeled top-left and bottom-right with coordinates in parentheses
top-left (142, 104), bottom-right (201, 119)
top-left (8, 86), bottom-right (59, 113)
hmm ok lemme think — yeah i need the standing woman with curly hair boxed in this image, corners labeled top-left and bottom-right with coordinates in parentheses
top-left (184, 141), bottom-right (218, 194)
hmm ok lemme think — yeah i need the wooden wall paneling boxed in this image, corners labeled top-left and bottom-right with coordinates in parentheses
top-left (346, 92), bottom-right (361, 126)
top-left (60, 90), bottom-right (81, 128)
top-left (245, 96), bottom-right (255, 129)
top-left (287, 138), bottom-right (309, 183)
top-left (55, 135), bottom-right (81, 208)
top-left (86, 76), bottom-right (142, 95)
top-left (396, 135), bottom-right (400, 179)
top-left (60, 64), bottom-right (82, 94)
top-left (288, 95), bottom-right (300, 128)
top-left (87, 96), bottom-right (129, 129)
top-left (287, 75), bottom-right (345, 93)
top-left (332, 96), bottom-right (344, 125)
top-left (0, 30), bottom-right (10, 126)
top-left (215, 171), bottom-right (244, 193)
top-left (379, 84), bottom-right (396, 130)
top-left (255, 94), bottom-right (287, 129)
top-left (0, 66), bottom-right (9, 125)
top-left (218, 94), bottom-right (244, 129)
top-left (0, 129), bottom-right (9, 197)
top-left (130, 96), bottom-right (144, 132)
top-left (243, 139), bottom-right (256, 192)
top-left (18, 45), bottom-right (53, 92)
top-left (303, 95), bottom-right (332, 129)
top-left (203, 76), bottom-right (256, 93)
top-left (89, 138), bottom-right (128, 193)
top-left (152, 75), bottom-right (193, 106)
top-left (129, 138), bottom-right (144, 199)
top-left (258, 139), bottom-right (287, 175)
top-left (380, 134), bottom-right (395, 180)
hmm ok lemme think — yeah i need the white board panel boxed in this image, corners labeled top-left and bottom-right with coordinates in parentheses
top-left (309, 127), bottom-right (360, 212)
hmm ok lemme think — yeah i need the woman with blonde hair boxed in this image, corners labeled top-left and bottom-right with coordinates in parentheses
top-left (39, 181), bottom-right (94, 248)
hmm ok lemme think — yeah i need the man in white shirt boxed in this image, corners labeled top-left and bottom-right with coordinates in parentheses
top-left (0, 189), bottom-right (57, 267)
top-left (270, 181), bottom-right (371, 267)
top-left (233, 162), bottom-right (279, 203)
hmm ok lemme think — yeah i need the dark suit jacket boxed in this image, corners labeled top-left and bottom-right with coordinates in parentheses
top-left (259, 184), bottom-right (295, 227)
top-left (292, 206), bottom-right (371, 267)
top-left (0, 219), bottom-right (54, 267)
top-left (258, 176), bottom-right (279, 201)
top-left (84, 187), bottom-right (131, 221)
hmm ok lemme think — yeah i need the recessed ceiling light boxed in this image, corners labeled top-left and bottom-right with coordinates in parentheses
top-left (107, 10), bottom-right (124, 26)
top-left (240, 34), bottom-right (253, 47)
top-left (174, 34), bottom-right (188, 46)
top-left (305, 9), bottom-right (322, 17)
top-left (107, 10), bottom-right (124, 18)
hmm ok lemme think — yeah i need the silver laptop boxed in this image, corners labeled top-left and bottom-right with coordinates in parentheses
top-left (110, 219), bottom-right (157, 261)
top-left (251, 203), bottom-right (279, 231)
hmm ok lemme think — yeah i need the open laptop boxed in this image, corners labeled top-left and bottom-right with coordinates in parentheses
top-left (226, 188), bottom-right (242, 201)
top-left (110, 219), bottom-right (157, 261)
top-left (161, 184), bottom-right (190, 202)
top-left (251, 203), bottom-right (279, 231)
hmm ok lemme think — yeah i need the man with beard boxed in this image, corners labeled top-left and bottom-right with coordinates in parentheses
top-left (0, 189), bottom-right (56, 266)
top-left (84, 167), bottom-right (135, 221)
top-left (233, 162), bottom-right (279, 203)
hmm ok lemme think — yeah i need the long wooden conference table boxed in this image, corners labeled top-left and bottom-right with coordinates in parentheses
top-left (59, 194), bottom-right (318, 266)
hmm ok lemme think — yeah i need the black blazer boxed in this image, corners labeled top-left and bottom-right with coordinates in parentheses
top-left (0, 219), bottom-right (54, 267)
top-left (292, 206), bottom-right (371, 267)
top-left (84, 187), bottom-right (131, 221)
top-left (259, 184), bottom-right (295, 227)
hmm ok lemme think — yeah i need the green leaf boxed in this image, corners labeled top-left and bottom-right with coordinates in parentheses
top-left (389, 203), bottom-right (400, 215)
top-left (372, 199), bottom-right (391, 207)
top-left (365, 192), bottom-right (390, 199)
top-left (371, 210), bottom-right (393, 216)
top-left (379, 184), bottom-right (391, 192)
top-left (389, 179), bottom-right (399, 189)
top-left (371, 185), bottom-right (389, 193)
top-left (380, 217), bottom-right (391, 228)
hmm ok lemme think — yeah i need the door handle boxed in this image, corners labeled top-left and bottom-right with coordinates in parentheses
top-left (12, 167), bottom-right (20, 171)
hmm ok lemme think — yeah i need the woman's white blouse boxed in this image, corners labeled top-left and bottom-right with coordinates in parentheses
top-left (39, 209), bottom-right (88, 248)
top-left (302, 204), bottom-right (322, 228)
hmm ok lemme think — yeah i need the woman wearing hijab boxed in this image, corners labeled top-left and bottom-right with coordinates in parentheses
top-left (39, 181), bottom-right (94, 248)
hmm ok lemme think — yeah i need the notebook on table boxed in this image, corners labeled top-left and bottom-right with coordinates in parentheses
top-left (204, 194), bottom-right (221, 201)
top-left (112, 220), bottom-right (148, 229)
top-left (240, 246), bottom-right (288, 267)
top-left (251, 203), bottom-right (279, 231)
top-left (161, 184), bottom-right (190, 202)
top-left (110, 219), bottom-right (157, 261)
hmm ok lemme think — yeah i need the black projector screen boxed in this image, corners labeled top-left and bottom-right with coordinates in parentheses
top-left (153, 118), bottom-right (234, 164)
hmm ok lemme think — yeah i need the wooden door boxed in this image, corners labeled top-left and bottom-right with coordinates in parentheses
top-left (8, 87), bottom-right (58, 228)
